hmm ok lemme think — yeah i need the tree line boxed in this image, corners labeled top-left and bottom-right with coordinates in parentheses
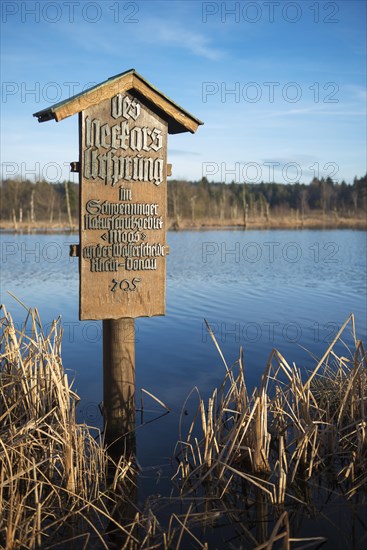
top-left (0, 175), bottom-right (366, 225)
top-left (0, 179), bottom-right (78, 226)
top-left (168, 175), bottom-right (366, 224)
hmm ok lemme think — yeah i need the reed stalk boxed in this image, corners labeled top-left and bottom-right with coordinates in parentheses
top-left (1, 304), bottom-right (366, 548)
top-left (174, 313), bottom-right (367, 547)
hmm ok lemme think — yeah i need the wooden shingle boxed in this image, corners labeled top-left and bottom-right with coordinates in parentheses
top-left (33, 69), bottom-right (203, 134)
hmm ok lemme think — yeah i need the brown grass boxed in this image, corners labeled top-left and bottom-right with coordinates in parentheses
top-left (1, 211), bottom-right (366, 232)
top-left (0, 220), bottom-right (78, 233)
top-left (1, 304), bottom-right (366, 548)
top-left (169, 212), bottom-right (367, 230)
top-left (0, 304), bottom-right (141, 548)
top-left (172, 314), bottom-right (367, 547)
top-left (0, 304), bottom-right (211, 548)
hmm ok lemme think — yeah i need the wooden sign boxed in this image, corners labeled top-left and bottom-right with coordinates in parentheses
top-left (33, 69), bottom-right (203, 321)
top-left (80, 93), bottom-right (167, 320)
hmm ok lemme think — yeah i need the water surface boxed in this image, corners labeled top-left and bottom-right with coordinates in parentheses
top-left (1, 229), bottom-right (366, 546)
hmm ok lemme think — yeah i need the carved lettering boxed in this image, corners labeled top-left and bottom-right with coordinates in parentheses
top-left (119, 187), bottom-right (132, 201)
top-left (111, 94), bottom-right (141, 120)
top-left (81, 92), bottom-right (167, 319)
top-left (84, 214), bottom-right (164, 231)
top-left (126, 258), bottom-right (157, 271)
top-left (83, 150), bottom-right (164, 186)
top-left (90, 257), bottom-right (118, 272)
top-left (85, 200), bottom-right (159, 216)
top-left (111, 277), bottom-right (142, 292)
top-left (84, 116), bottom-right (162, 153)
top-left (85, 117), bottom-right (100, 147)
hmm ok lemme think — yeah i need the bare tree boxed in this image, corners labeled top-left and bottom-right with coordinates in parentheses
top-left (242, 184), bottom-right (248, 228)
top-left (190, 194), bottom-right (197, 223)
top-left (64, 181), bottom-right (73, 228)
top-left (219, 187), bottom-right (226, 221)
top-left (12, 208), bottom-right (18, 230)
top-left (30, 189), bottom-right (35, 222)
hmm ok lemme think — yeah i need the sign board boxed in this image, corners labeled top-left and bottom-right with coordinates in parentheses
top-left (33, 69), bottom-right (203, 321)
top-left (80, 93), bottom-right (167, 320)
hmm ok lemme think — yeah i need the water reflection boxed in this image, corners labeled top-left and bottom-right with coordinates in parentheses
top-left (1, 229), bottom-right (366, 455)
top-left (1, 229), bottom-right (366, 548)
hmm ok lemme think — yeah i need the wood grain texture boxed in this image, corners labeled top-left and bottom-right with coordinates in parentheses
top-left (103, 318), bottom-right (135, 444)
top-left (34, 70), bottom-right (202, 134)
top-left (79, 92), bottom-right (167, 320)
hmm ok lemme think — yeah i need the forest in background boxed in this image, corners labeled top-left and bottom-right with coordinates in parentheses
top-left (0, 175), bottom-right (366, 229)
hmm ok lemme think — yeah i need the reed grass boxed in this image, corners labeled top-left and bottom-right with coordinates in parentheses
top-left (1, 304), bottom-right (366, 549)
top-left (172, 313), bottom-right (367, 547)
top-left (0, 304), bottom-right (137, 548)
top-left (0, 305), bottom-right (211, 548)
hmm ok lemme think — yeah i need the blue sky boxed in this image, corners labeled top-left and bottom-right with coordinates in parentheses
top-left (1, 0), bottom-right (366, 184)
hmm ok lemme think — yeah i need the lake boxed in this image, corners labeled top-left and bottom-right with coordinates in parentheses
top-left (1, 228), bottom-right (366, 547)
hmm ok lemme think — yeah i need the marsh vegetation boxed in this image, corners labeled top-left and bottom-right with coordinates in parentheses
top-left (1, 306), bottom-right (366, 548)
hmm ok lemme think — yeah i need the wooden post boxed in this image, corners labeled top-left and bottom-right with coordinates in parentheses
top-left (33, 69), bottom-right (203, 457)
top-left (103, 318), bottom-right (135, 452)
top-left (103, 318), bottom-right (137, 547)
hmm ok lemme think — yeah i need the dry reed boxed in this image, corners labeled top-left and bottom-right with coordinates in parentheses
top-left (0, 304), bottom-right (138, 548)
top-left (172, 314), bottom-right (367, 547)
top-left (0, 304), bottom-right (210, 549)
top-left (1, 304), bottom-right (366, 549)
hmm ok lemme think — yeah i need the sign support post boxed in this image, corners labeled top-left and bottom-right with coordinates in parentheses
top-left (103, 318), bottom-right (135, 449)
top-left (34, 69), bottom-right (203, 451)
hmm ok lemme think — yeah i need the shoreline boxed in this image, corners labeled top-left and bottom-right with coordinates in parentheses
top-left (169, 215), bottom-right (366, 231)
top-left (1, 215), bottom-right (366, 233)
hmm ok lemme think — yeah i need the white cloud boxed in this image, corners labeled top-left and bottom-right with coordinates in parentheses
top-left (267, 106), bottom-right (365, 117)
top-left (141, 19), bottom-right (225, 60)
top-left (168, 149), bottom-right (201, 157)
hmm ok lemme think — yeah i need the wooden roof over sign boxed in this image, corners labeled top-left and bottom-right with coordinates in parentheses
top-left (33, 68), bottom-right (203, 134)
